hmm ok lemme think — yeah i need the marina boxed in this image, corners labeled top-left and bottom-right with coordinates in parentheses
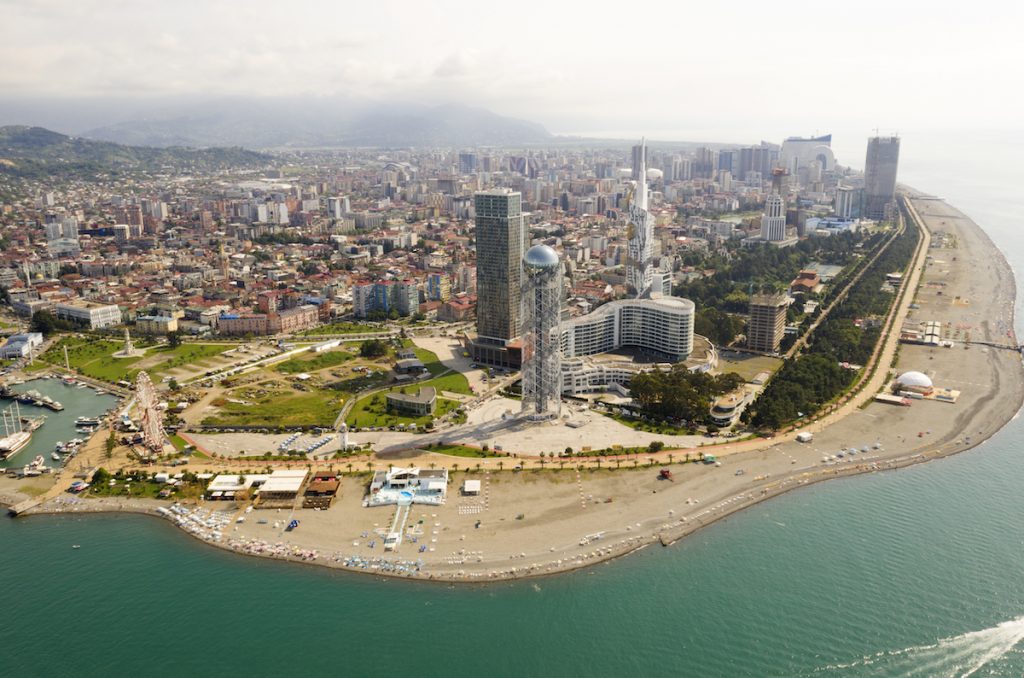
top-left (0, 377), bottom-right (120, 472)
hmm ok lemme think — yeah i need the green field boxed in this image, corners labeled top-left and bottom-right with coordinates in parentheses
top-left (346, 389), bottom-right (460, 429)
top-left (35, 336), bottom-right (233, 382)
top-left (716, 351), bottom-right (784, 382)
top-left (428, 443), bottom-right (499, 459)
top-left (275, 350), bottom-right (353, 374)
top-left (404, 344), bottom-right (472, 394)
top-left (202, 386), bottom-right (344, 428)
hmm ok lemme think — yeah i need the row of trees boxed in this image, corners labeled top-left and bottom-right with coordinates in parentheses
top-left (748, 221), bottom-right (920, 429)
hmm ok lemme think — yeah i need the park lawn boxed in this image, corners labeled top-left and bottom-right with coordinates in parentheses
top-left (144, 344), bottom-right (234, 379)
top-left (275, 350), bottom-right (353, 374)
top-left (34, 336), bottom-right (232, 382)
top-left (346, 392), bottom-right (460, 429)
top-left (427, 443), bottom-right (498, 459)
top-left (409, 346), bottom-right (448, 376)
top-left (603, 411), bottom-right (693, 435)
top-left (203, 388), bottom-right (344, 428)
top-left (422, 371), bottom-right (471, 395)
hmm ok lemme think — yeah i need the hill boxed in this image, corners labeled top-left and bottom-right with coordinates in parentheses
top-left (0, 125), bottom-right (271, 180)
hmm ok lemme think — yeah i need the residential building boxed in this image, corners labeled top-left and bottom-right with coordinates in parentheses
top-left (747, 294), bottom-right (789, 353)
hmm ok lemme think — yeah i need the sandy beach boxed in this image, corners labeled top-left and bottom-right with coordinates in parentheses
top-left (6, 193), bottom-right (1024, 583)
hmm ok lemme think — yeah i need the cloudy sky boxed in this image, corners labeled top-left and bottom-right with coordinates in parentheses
top-left (1, 0), bottom-right (1020, 151)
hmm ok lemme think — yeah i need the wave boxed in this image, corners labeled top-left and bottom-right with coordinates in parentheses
top-left (809, 616), bottom-right (1024, 677)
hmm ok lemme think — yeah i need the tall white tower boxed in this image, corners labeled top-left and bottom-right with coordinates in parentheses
top-left (761, 168), bottom-right (788, 242)
top-left (627, 138), bottom-right (654, 298)
top-left (521, 245), bottom-right (563, 420)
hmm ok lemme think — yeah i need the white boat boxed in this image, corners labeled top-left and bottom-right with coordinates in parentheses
top-left (0, 403), bottom-right (32, 459)
top-left (51, 452), bottom-right (61, 461)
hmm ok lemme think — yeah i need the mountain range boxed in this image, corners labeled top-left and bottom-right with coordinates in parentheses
top-left (77, 101), bottom-right (552, 149)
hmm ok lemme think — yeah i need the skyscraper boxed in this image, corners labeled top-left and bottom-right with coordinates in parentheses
top-left (864, 135), bottom-right (900, 219)
top-left (626, 139), bottom-right (654, 298)
top-left (631, 143), bottom-right (646, 180)
top-left (474, 189), bottom-right (525, 344)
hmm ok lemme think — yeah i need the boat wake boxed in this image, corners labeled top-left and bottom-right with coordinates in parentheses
top-left (810, 616), bottom-right (1024, 676)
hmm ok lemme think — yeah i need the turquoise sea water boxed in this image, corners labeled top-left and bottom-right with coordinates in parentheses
top-left (4, 133), bottom-right (1024, 677)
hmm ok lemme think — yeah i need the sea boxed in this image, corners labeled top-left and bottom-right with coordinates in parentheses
top-left (3, 131), bottom-right (1024, 677)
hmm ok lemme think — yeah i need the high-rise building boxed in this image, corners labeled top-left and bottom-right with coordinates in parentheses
top-left (627, 139), bottom-right (654, 298)
top-left (747, 293), bottom-right (789, 353)
top-left (761, 169), bottom-right (788, 242)
top-left (521, 245), bottom-right (563, 420)
top-left (835, 185), bottom-right (863, 219)
top-left (474, 189), bottom-right (525, 344)
top-left (864, 136), bottom-right (900, 219)
top-left (631, 143), bottom-right (647, 180)
top-left (458, 152), bottom-right (478, 175)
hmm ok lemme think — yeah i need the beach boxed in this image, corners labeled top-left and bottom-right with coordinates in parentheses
top-left (6, 193), bottom-right (1024, 583)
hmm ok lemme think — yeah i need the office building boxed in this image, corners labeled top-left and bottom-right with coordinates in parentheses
top-left (54, 302), bottom-right (122, 329)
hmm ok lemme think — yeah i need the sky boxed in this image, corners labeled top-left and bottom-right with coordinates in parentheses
top-left (1, 0), bottom-right (1021, 153)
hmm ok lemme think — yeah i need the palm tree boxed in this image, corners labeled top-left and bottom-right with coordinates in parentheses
top-left (346, 462), bottom-right (353, 474)
top-left (668, 454), bottom-right (674, 465)
top-left (497, 460), bottom-right (504, 471)
top-left (614, 458), bottom-right (621, 469)
top-left (429, 462), bottom-right (436, 470)
top-left (632, 459), bottom-right (639, 468)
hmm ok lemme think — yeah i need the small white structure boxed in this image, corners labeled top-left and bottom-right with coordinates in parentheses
top-left (796, 432), bottom-right (814, 443)
top-left (462, 479), bottom-right (481, 496)
top-left (367, 467), bottom-right (448, 506)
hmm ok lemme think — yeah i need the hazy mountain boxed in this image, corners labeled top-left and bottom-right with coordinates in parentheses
top-left (80, 101), bottom-right (551, 149)
top-left (0, 125), bottom-right (271, 180)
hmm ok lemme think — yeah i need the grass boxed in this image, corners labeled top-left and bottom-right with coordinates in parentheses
top-left (275, 350), bottom-right (353, 374)
top-left (35, 336), bottom-right (233, 382)
top-left (87, 471), bottom-right (206, 500)
top-left (203, 386), bottom-right (345, 428)
top-left (606, 412), bottom-right (693, 435)
top-left (427, 443), bottom-right (500, 458)
top-left (346, 389), bottom-right (460, 428)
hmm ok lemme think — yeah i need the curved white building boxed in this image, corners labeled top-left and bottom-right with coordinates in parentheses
top-left (561, 295), bottom-right (695, 363)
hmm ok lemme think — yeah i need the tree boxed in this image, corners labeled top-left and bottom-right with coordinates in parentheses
top-left (359, 338), bottom-right (388, 358)
top-left (105, 432), bottom-right (116, 459)
top-left (648, 440), bottom-right (665, 453)
top-left (167, 331), bottom-right (182, 348)
top-left (30, 310), bottom-right (73, 336)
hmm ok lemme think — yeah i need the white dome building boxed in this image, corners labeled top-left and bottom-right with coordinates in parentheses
top-left (894, 371), bottom-right (934, 394)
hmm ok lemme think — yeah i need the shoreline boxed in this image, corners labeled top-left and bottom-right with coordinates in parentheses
top-left (5, 191), bottom-right (1024, 584)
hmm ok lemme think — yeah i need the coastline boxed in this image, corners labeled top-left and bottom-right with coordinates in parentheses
top-left (5, 192), bottom-right (1023, 584)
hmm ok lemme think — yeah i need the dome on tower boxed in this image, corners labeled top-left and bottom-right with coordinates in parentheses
top-left (524, 244), bottom-right (560, 269)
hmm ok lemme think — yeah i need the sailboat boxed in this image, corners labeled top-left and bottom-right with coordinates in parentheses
top-left (0, 402), bottom-right (32, 460)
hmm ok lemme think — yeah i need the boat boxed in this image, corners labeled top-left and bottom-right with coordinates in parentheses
top-left (16, 393), bottom-right (34, 405)
top-left (63, 377), bottom-right (77, 385)
top-left (76, 416), bottom-right (102, 426)
top-left (0, 403), bottom-right (33, 460)
top-left (31, 455), bottom-right (45, 468)
top-left (51, 452), bottom-right (61, 461)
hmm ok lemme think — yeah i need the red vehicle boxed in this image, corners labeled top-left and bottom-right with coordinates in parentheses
top-left (658, 469), bottom-right (674, 481)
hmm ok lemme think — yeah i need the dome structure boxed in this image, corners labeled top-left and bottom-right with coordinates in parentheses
top-left (524, 244), bottom-right (560, 269)
top-left (895, 371), bottom-right (933, 391)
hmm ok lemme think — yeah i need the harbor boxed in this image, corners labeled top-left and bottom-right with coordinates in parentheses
top-left (0, 376), bottom-right (121, 474)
